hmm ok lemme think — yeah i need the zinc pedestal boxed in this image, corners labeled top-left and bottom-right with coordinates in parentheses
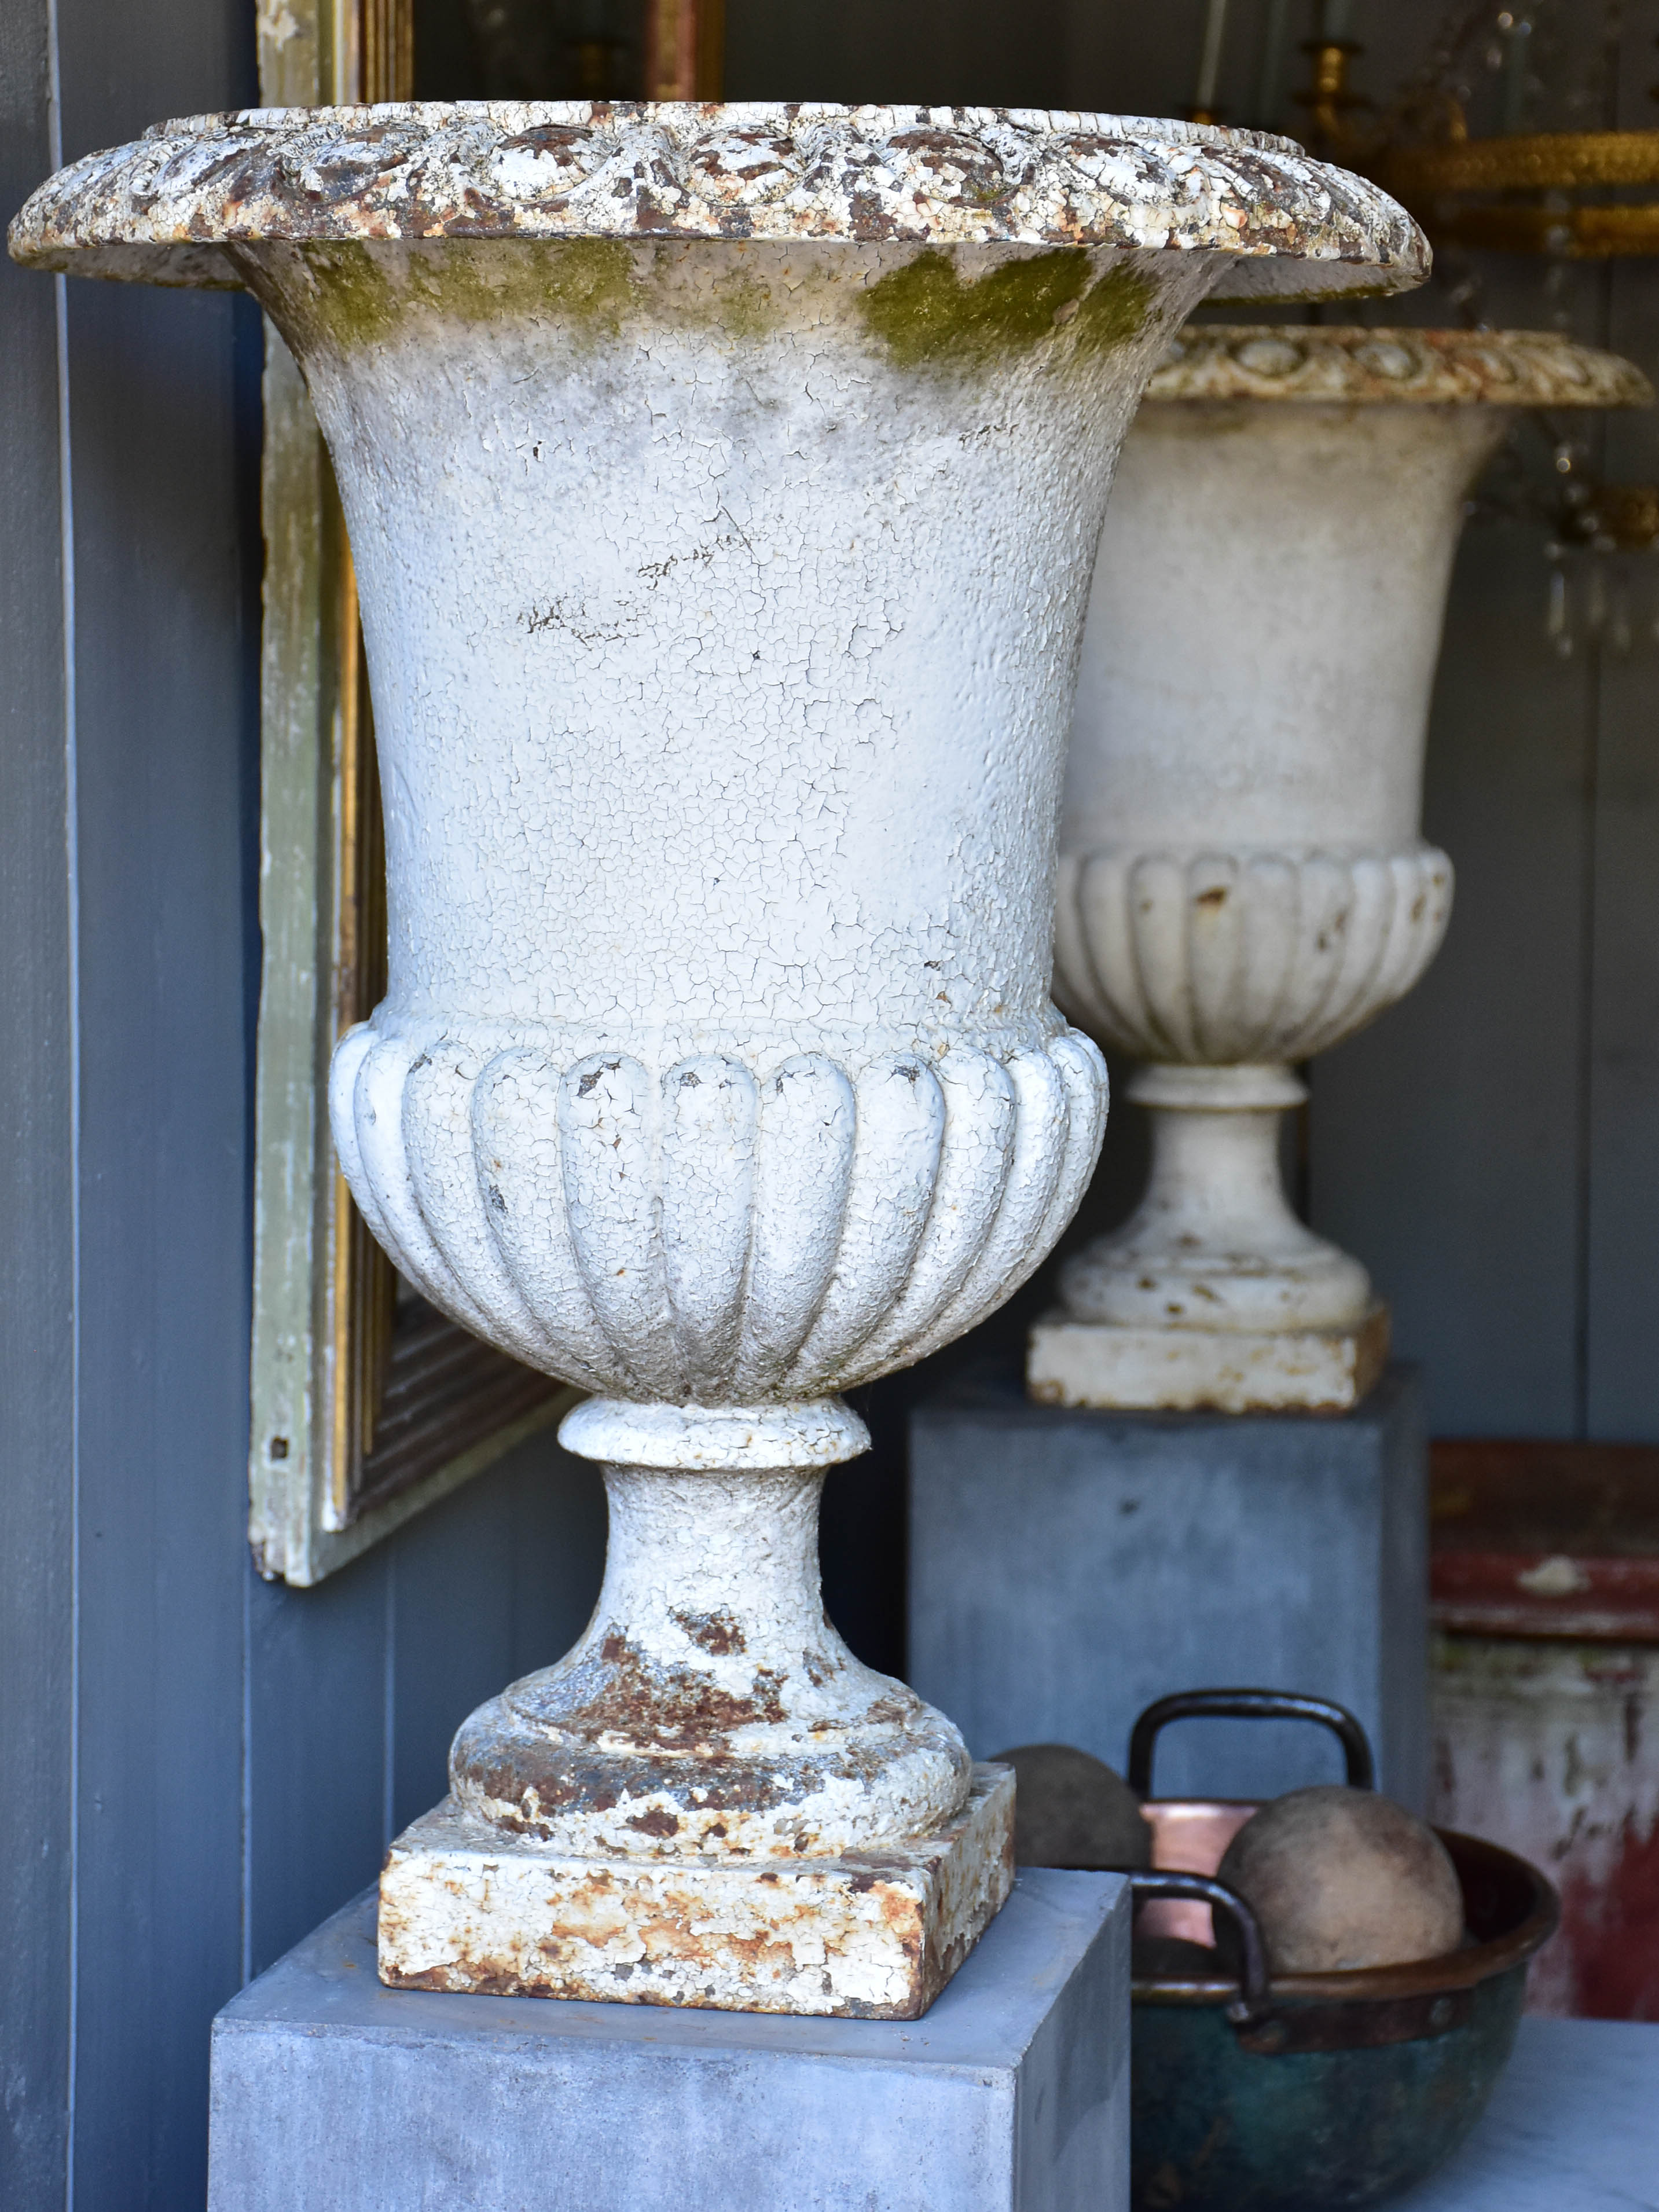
top-left (207, 1872), bottom-right (1129, 2212)
top-left (909, 1366), bottom-right (1426, 1806)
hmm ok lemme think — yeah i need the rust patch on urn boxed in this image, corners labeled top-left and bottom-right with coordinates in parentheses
top-left (673, 1605), bottom-right (747, 1655)
top-left (446, 1617), bottom-right (968, 1851)
top-left (626, 1806), bottom-right (682, 1838)
top-left (377, 1764), bottom-right (1015, 2016)
top-left (560, 1631), bottom-right (790, 1742)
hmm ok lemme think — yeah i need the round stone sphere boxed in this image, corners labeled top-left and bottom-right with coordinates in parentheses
top-left (1217, 1785), bottom-right (1465, 1972)
top-left (992, 1742), bottom-right (1152, 1869)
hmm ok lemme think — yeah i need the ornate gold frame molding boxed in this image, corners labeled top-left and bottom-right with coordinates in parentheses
top-left (1386, 130), bottom-right (1659, 259)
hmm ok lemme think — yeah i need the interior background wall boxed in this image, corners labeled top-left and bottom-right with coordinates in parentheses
top-left (3, 2), bottom-right (1655, 2206)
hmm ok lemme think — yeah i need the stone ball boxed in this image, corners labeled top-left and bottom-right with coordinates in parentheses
top-left (992, 1742), bottom-right (1152, 1869)
top-left (1216, 1785), bottom-right (1465, 1973)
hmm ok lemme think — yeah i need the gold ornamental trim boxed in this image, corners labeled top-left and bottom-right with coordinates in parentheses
top-left (1383, 130), bottom-right (1659, 259)
top-left (1430, 201), bottom-right (1659, 260)
top-left (1388, 130), bottom-right (1659, 197)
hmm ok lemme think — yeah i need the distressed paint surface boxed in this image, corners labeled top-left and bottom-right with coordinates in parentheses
top-left (379, 1765), bottom-right (1015, 2015)
top-left (1432, 1637), bottom-right (1659, 2020)
top-left (249, 229), bottom-right (1144, 1422)
top-left (12, 111), bottom-right (1421, 2005)
top-left (292, 215), bottom-right (1123, 1986)
top-left (1056, 848), bottom-right (1455, 1070)
top-left (1029, 1304), bottom-right (1389, 1415)
top-left (9, 101), bottom-right (1427, 298)
top-left (453, 1461), bottom-right (973, 1855)
top-left (1145, 324), bottom-right (1651, 409)
top-left (1040, 329), bottom-right (1650, 1404)
top-left (1055, 1065), bottom-right (1379, 1342)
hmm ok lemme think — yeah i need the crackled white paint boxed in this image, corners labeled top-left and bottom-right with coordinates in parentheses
top-left (1042, 327), bottom-right (1649, 1408)
top-left (12, 111), bottom-right (1430, 2003)
top-left (290, 229), bottom-right (1152, 1874)
top-left (9, 100), bottom-right (1428, 289)
top-left (260, 232), bottom-right (1189, 1425)
top-left (380, 1766), bottom-right (1016, 2017)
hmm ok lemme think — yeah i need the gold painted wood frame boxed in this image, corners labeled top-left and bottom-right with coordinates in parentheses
top-left (250, 0), bottom-right (539, 1580)
top-left (250, 0), bottom-right (727, 1580)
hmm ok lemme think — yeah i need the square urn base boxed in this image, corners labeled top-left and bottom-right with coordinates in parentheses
top-left (1027, 1301), bottom-right (1390, 1414)
top-left (378, 1763), bottom-right (1014, 2017)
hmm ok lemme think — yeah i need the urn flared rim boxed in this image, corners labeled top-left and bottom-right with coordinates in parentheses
top-left (1146, 325), bottom-right (1653, 408)
top-left (9, 99), bottom-right (1426, 302)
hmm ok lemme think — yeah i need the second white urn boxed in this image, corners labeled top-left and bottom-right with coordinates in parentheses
top-left (1033, 325), bottom-right (1651, 1413)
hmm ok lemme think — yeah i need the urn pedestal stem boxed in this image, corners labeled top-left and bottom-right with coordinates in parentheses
top-left (1059, 1062), bottom-right (1372, 1333)
top-left (447, 1446), bottom-right (976, 1862)
top-left (12, 102), bottom-right (1427, 2014)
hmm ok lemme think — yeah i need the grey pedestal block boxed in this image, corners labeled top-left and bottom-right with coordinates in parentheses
top-left (909, 1366), bottom-right (1427, 1807)
top-left (208, 1872), bottom-right (1129, 2212)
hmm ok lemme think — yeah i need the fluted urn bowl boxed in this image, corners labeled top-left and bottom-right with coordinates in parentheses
top-left (11, 102), bottom-right (1427, 2012)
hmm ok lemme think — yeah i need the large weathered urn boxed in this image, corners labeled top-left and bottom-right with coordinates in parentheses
top-left (1033, 325), bottom-right (1651, 1417)
top-left (12, 102), bottom-right (1424, 2015)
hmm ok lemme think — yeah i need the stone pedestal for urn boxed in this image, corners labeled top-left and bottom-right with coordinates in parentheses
top-left (1032, 326), bottom-right (1651, 1415)
top-left (911, 1365), bottom-right (1429, 1809)
top-left (206, 1875), bottom-right (1132, 2212)
top-left (13, 104), bottom-right (1422, 2016)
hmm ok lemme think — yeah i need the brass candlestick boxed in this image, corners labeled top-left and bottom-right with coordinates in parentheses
top-left (1293, 38), bottom-right (1375, 159)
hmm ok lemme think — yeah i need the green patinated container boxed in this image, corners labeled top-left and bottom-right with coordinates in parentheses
top-left (1130, 1821), bottom-right (1556, 2212)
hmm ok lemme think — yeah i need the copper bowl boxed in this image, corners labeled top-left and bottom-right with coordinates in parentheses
top-left (1119, 1692), bottom-right (1558, 2210)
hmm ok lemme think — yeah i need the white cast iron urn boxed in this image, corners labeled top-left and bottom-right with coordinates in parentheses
top-left (1033, 325), bottom-right (1651, 1417)
top-left (13, 102), bottom-right (1423, 2014)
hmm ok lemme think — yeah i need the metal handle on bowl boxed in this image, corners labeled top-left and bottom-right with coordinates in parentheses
top-left (1126, 1689), bottom-right (1375, 1798)
top-left (1126, 1869), bottom-right (1270, 2026)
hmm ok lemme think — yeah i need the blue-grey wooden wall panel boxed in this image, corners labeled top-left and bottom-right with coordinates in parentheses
top-left (247, 1554), bottom-right (393, 1982)
top-left (390, 1480), bottom-right (527, 1834)
top-left (52, 0), bottom-right (257, 2191)
top-left (0, 2), bottom-right (77, 2201)
top-left (1311, 523), bottom-right (1600, 1439)
top-left (245, 1432), bottom-right (607, 1989)
top-left (64, 266), bottom-right (257, 2206)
